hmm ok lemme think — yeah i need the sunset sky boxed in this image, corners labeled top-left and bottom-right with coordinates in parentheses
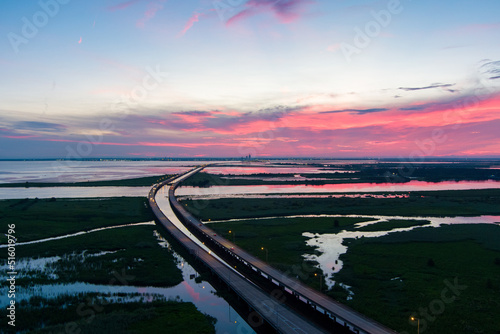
top-left (1, 0), bottom-right (499, 158)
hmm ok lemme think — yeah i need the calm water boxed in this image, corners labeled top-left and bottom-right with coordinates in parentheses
top-left (176, 180), bottom-right (500, 196)
top-left (0, 186), bottom-right (151, 199)
top-left (206, 165), bottom-right (355, 175)
top-left (0, 160), bottom-right (202, 183)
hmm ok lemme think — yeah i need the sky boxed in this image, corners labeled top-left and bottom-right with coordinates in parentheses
top-left (0, 0), bottom-right (499, 159)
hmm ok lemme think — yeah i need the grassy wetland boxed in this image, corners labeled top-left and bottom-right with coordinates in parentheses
top-left (0, 197), bottom-right (155, 243)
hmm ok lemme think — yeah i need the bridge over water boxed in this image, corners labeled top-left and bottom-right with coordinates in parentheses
top-left (149, 167), bottom-right (397, 334)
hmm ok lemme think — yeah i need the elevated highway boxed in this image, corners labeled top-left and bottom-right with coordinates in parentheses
top-left (165, 166), bottom-right (398, 334)
top-left (149, 168), bottom-right (328, 334)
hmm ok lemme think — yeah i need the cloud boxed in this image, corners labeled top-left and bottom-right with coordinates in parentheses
top-left (136, 0), bottom-right (166, 28)
top-left (180, 12), bottom-right (204, 36)
top-left (173, 111), bottom-right (213, 117)
top-left (15, 121), bottom-right (66, 132)
top-left (126, 106), bottom-right (298, 136)
top-left (480, 60), bottom-right (500, 80)
top-left (399, 106), bottom-right (427, 111)
top-left (456, 22), bottom-right (500, 35)
top-left (270, 0), bottom-right (314, 23)
top-left (179, 0), bottom-right (313, 35)
top-left (320, 108), bottom-right (389, 115)
top-left (327, 43), bottom-right (341, 52)
top-left (107, 0), bottom-right (143, 12)
top-left (398, 83), bottom-right (456, 92)
top-left (226, 0), bottom-right (314, 25)
top-left (108, 0), bottom-right (166, 28)
top-left (3, 90), bottom-right (499, 158)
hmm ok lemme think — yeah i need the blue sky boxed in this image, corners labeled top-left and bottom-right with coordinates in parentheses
top-left (1, 0), bottom-right (499, 158)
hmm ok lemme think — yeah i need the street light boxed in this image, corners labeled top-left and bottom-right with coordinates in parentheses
top-left (229, 230), bottom-right (235, 242)
top-left (261, 247), bottom-right (268, 262)
top-left (410, 316), bottom-right (420, 334)
top-left (314, 273), bottom-right (323, 291)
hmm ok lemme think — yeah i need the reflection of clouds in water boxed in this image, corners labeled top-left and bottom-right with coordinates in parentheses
top-left (178, 193), bottom-right (408, 201)
top-left (0, 256), bottom-right (61, 280)
top-left (177, 180), bottom-right (500, 197)
top-left (205, 165), bottom-right (353, 175)
top-left (0, 186), bottom-right (151, 199)
top-left (301, 214), bottom-right (500, 290)
top-left (0, 160), bottom-right (197, 183)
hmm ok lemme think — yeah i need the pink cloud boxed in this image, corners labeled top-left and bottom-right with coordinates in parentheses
top-left (327, 43), bottom-right (341, 52)
top-left (44, 138), bottom-right (136, 146)
top-left (179, 0), bottom-right (313, 35)
top-left (7, 91), bottom-right (499, 158)
top-left (136, 0), bottom-right (166, 28)
top-left (458, 22), bottom-right (500, 34)
top-left (107, 0), bottom-right (143, 12)
top-left (227, 0), bottom-right (314, 26)
top-left (138, 142), bottom-right (240, 148)
top-left (173, 112), bottom-right (213, 124)
top-left (179, 12), bottom-right (204, 36)
top-left (108, 0), bottom-right (166, 28)
top-left (226, 7), bottom-right (259, 26)
top-left (1, 135), bottom-right (38, 139)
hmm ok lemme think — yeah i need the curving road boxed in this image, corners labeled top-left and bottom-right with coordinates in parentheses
top-left (166, 166), bottom-right (399, 334)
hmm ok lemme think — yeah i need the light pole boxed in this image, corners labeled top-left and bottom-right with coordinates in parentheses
top-left (410, 316), bottom-right (420, 334)
top-left (314, 273), bottom-right (323, 291)
top-left (229, 230), bottom-right (235, 242)
top-left (261, 247), bottom-right (268, 262)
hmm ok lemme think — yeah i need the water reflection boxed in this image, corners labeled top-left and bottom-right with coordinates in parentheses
top-left (206, 166), bottom-right (354, 175)
top-left (177, 180), bottom-right (500, 196)
top-left (178, 193), bottom-right (409, 201)
top-left (0, 160), bottom-right (204, 183)
top-left (0, 186), bottom-right (150, 199)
